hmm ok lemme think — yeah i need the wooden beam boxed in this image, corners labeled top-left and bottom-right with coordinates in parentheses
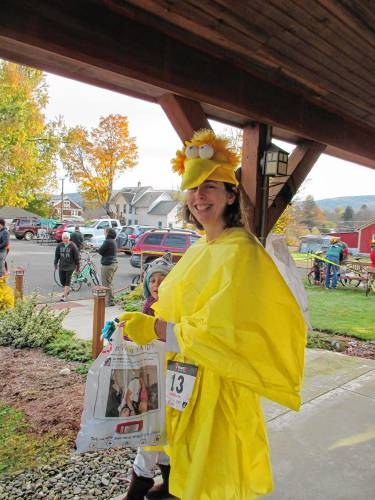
top-left (0, 0), bottom-right (374, 169)
top-left (267, 141), bottom-right (326, 232)
top-left (158, 94), bottom-right (211, 142)
top-left (240, 123), bottom-right (269, 237)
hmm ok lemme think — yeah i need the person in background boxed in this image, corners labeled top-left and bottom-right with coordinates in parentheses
top-left (340, 241), bottom-right (349, 262)
top-left (370, 240), bottom-right (375, 268)
top-left (54, 232), bottom-right (80, 301)
top-left (325, 237), bottom-right (343, 289)
top-left (70, 225), bottom-right (84, 251)
top-left (98, 228), bottom-right (118, 307)
top-left (313, 250), bottom-right (324, 284)
top-left (0, 219), bottom-right (9, 277)
top-left (124, 253), bottom-right (175, 500)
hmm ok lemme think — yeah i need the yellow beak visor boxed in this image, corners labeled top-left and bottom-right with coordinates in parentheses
top-left (181, 158), bottom-right (239, 191)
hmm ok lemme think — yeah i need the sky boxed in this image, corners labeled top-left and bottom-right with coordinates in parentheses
top-left (45, 73), bottom-right (375, 201)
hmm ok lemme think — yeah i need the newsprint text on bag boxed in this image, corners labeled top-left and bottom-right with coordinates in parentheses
top-left (76, 329), bottom-right (166, 452)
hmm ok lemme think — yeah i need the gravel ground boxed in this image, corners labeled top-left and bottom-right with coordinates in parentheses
top-left (0, 447), bottom-right (152, 499)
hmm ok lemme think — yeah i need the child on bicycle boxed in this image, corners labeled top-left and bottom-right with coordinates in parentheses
top-left (313, 251), bottom-right (324, 284)
top-left (123, 253), bottom-right (176, 500)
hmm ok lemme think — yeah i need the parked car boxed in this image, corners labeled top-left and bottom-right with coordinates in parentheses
top-left (11, 217), bottom-right (41, 240)
top-left (130, 229), bottom-right (201, 268)
top-left (79, 219), bottom-right (121, 239)
top-left (119, 225), bottom-right (158, 253)
top-left (86, 227), bottom-right (122, 250)
top-left (50, 222), bottom-right (72, 242)
top-left (298, 235), bottom-right (332, 253)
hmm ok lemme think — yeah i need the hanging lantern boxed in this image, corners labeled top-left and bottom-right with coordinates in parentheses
top-left (264, 144), bottom-right (289, 176)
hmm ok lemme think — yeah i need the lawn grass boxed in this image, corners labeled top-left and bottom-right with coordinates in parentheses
top-left (306, 286), bottom-right (375, 340)
top-left (0, 405), bottom-right (71, 474)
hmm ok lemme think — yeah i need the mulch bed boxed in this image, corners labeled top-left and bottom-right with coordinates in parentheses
top-left (311, 331), bottom-right (375, 360)
top-left (0, 347), bottom-right (85, 441)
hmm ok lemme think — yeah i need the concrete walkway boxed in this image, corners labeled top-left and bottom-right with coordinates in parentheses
top-left (264, 350), bottom-right (375, 499)
top-left (52, 298), bottom-right (124, 341)
top-left (58, 300), bottom-right (375, 499)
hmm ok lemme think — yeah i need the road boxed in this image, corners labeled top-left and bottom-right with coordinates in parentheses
top-left (6, 238), bottom-right (139, 303)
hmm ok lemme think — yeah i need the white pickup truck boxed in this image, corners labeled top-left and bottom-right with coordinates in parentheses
top-left (67, 219), bottom-right (121, 240)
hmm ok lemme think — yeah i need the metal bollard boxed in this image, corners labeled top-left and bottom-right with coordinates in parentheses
top-left (15, 267), bottom-right (25, 301)
top-left (92, 285), bottom-right (108, 359)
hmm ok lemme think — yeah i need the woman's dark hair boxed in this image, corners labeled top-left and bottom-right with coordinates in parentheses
top-left (106, 228), bottom-right (117, 239)
top-left (183, 182), bottom-right (243, 230)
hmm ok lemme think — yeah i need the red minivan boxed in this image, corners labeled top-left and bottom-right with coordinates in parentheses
top-left (130, 229), bottom-right (200, 268)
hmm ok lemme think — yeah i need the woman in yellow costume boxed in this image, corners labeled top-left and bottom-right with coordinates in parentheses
top-left (121, 129), bottom-right (306, 500)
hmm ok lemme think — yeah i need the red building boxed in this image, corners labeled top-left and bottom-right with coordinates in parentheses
top-left (331, 219), bottom-right (375, 254)
top-left (50, 196), bottom-right (83, 220)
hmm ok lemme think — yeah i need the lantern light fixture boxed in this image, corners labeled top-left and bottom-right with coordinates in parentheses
top-left (263, 144), bottom-right (289, 176)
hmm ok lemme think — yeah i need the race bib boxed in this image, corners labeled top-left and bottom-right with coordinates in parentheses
top-left (166, 361), bottom-right (198, 412)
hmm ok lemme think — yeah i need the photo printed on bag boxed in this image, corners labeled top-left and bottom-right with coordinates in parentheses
top-left (105, 366), bottom-right (159, 418)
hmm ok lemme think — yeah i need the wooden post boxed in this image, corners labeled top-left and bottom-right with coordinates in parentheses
top-left (240, 123), bottom-right (270, 241)
top-left (92, 285), bottom-right (108, 359)
top-left (14, 267), bottom-right (25, 301)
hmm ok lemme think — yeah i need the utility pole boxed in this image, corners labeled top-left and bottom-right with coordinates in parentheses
top-left (60, 177), bottom-right (65, 221)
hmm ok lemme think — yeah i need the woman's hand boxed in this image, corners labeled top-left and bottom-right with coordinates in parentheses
top-left (120, 312), bottom-right (157, 345)
top-left (154, 319), bottom-right (167, 342)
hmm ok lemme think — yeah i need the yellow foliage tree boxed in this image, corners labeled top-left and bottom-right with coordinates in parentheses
top-left (272, 206), bottom-right (294, 234)
top-left (60, 115), bottom-right (138, 215)
top-left (0, 61), bottom-right (58, 207)
top-left (0, 276), bottom-right (15, 312)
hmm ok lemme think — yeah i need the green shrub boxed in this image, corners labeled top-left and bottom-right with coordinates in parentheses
top-left (0, 296), bottom-right (93, 370)
top-left (44, 330), bottom-right (92, 363)
top-left (307, 331), bottom-right (333, 350)
top-left (116, 285), bottom-right (144, 312)
top-left (0, 295), bottom-right (69, 349)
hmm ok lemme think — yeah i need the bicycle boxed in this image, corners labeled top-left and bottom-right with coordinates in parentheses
top-left (70, 252), bottom-right (100, 292)
top-left (39, 228), bottom-right (55, 246)
top-left (307, 260), bottom-right (361, 288)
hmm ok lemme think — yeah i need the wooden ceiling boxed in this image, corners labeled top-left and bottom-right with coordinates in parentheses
top-left (0, 0), bottom-right (374, 169)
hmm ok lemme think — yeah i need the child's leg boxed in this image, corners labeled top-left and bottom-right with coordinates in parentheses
top-left (156, 452), bottom-right (170, 466)
top-left (133, 448), bottom-right (159, 478)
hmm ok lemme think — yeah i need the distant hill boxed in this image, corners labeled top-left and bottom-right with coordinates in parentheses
top-left (315, 195), bottom-right (375, 211)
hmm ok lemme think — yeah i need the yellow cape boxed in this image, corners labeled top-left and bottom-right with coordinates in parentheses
top-left (152, 228), bottom-right (306, 500)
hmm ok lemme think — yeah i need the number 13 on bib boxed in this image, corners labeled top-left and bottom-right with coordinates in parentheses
top-left (166, 361), bottom-right (198, 412)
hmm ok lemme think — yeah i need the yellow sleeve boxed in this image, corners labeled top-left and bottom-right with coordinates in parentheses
top-left (173, 248), bottom-right (306, 411)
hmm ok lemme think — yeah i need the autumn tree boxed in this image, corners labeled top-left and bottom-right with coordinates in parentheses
top-left (342, 205), bottom-right (354, 231)
top-left (0, 61), bottom-right (58, 208)
top-left (298, 195), bottom-right (318, 230)
top-left (355, 204), bottom-right (373, 227)
top-left (272, 205), bottom-right (294, 234)
top-left (60, 115), bottom-right (138, 216)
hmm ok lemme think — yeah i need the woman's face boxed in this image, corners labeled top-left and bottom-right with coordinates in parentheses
top-left (186, 181), bottom-right (235, 229)
top-left (62, 235), bottom-right (70, 244)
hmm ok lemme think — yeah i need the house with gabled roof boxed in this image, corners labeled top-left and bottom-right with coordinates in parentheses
top-left (110, 184), bottom-right (181, 228)
top-left (49, 195), bottom-right (83, 220)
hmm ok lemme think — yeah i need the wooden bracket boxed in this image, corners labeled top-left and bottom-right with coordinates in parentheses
top-left (267, 141), bottom-right (326, 232)
top-left (158, 93), bottom-right (211, 142)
